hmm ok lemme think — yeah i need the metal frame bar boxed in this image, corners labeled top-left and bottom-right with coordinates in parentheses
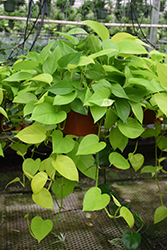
top-left (0, 15), bottom-right (166, 28)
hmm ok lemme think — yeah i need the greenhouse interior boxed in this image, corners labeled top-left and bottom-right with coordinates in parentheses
top-left (1, 0), bottom-right (167, 249)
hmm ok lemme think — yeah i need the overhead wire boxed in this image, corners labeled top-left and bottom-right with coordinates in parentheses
top-left (7, 0), bottom-right (47, 60)
top-left (130, 0), bottom-right (156, 49)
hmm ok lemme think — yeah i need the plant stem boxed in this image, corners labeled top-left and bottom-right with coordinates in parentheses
top-left (155, 173), bottom-right (163, 206)
top-left (155, 137), bottom-right (163, 206)
top-left (52, 178), bottom-right (63, 229)
top-left (95, 119), bottom-right (103, 187)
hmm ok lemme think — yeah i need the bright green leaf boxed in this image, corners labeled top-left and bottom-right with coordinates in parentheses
top-left (42, 46), bottom-right (62, 74)
top-left (68, 56), bottom-right (94, 70)
top-left (154, 206), bottom-right (167, 224)
top-left (118, 117), bottom-right (144, 139)
top-left (31, 172), bottom-right (48, 194)
top-left (76, 134), bottom-right (106, 155)
top-left (0, 107), bottom-right (8, 119)
top-left (84, 20), bottom-right (110, 40)
top-left (109, 152), bottom-right (130, 170)
top-left (153, 93), bottom-right (167, 116)
top-left (23, 158), bottom-right (41, 180)
top-left (15, 123), bottom-right (46, 144)
top-left (52, 155), bottom-right (79, 181)
top-left (13, 60), bottom-right (39, 71)
top-left (128, 153), bottom-right (144, 171)
top-left (83, 187), bottom-right (110, 211)
top-left (31, 102), bottom-right (66, 125)
top-left (13, 92), bottom-right (37, 104)
top-left (52, 130), bottom-right (75, 154)
top-left (31, 216), bottom-right (53, 243)
top-left (86, 88), bottom-right (114, 107)
top-left (112, 195), bottom-right (121, 207)
top-left (120, 207), bottom-right (135, 228)
top-left (117, 40), bottom-right (147, 55)
top-left (129, 101), bottom-right (143, 123)
top-left (3, 71), bottom-right (33, 82)
top-left (30, 73), bottom-right (53, 85)
top-left (90, 105), bottom-right (107, 123)
top-left (32, 188), bottom-right (53, 210)
top-left (53, 91), bottom-right (77, 105)
top-left (40, 157), bottom-right (55, 179)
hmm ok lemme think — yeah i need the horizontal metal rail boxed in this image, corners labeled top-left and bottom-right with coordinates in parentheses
top-left (0, 15), bottom-right (166, 28)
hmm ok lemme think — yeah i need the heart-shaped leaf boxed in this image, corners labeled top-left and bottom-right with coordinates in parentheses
top-left (11, 143), bottom-right (28, 157)
top-left (31, 172), bottom-right (48, 194)
top-left (83, 187), bottom-right (110, 211)
top-left (23, 158), bottom-right (41, 180)
top-left (52, 177), bottom-right (76, 198)
top-left (128, 153), bottom-right (144, 171)
top-left (118, 117), bottom-right (144, 139)
top-left (32, 188), bottom-right (53, 209)
top-left (109, 152), bottom-right (130, 170)
top-left (154, 206), bottom-right (167, 224)
top-left (52, 130), bottom-right (75, 154)
top-left (15, 123), bottom-right (46, 144)
top-left (52, 155), bottom-right (79, 181)
top-left (122, 230), bottom-right (141, 250)
top-left (90, 105), bottom-right (107, 123)
top-left (77, 155), bottom-right (96, 180)
top-left (31, 102), bottom-right (66, 125)
top-left (31, 216), bottom-right (53, 243)
top-left (76, 134), bottom-right (106, 155)
top-left (40, 157), bottom-right (55, 179)
top-left (86, 88), bottom-right (114, 107)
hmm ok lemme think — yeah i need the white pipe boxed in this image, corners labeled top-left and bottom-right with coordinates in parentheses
top-left (0, 15), bottom-right (166, 28)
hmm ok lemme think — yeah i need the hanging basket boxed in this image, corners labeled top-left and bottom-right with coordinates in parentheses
top-left (62, 110), bottom-right (98, 136)
top-left (3, 1), bottom-right (15, 12)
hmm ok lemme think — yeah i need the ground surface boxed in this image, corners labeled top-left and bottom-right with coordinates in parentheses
top-left (1, 137), bottom-right (167, 249)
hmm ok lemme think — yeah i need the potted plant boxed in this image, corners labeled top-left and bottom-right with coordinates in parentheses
top-left (3, 21), bottom-right (167, 248)
top-left (3, 0), bottom-right (16, 12)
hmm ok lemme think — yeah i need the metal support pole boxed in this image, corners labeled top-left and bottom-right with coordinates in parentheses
top-left (149, 0), bottom-right (161, 49)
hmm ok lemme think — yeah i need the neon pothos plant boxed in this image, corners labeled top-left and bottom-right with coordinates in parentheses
top-left (3, 20), bottom-right (167, 248)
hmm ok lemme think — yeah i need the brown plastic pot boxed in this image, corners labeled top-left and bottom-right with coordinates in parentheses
top-left (62, 110), bottom-right (98, 136)
top-left (143, 109), bottom-right (156, 125)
